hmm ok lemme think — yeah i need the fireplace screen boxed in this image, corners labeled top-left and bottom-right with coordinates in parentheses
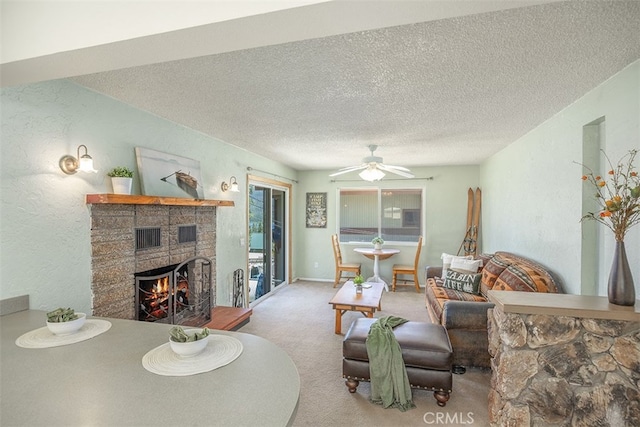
top-left (135, 256), bottom-right (212, 326)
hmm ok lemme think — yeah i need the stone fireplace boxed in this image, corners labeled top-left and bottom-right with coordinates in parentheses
top-left (87, 194), bottom-right (232, 321)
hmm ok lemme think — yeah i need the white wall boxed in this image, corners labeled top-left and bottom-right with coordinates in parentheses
top-left (294, 166), bottom-right (479, 282)
top-left (0, 79), bottom-right (296, 313)
top-left (480, 60), bottom-right (640, 296)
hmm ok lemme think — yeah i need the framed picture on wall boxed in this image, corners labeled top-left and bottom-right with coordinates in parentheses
top-left (306, 192), bottom-right (327, 228)
top-left (135, 147), bottom-right (205, 199)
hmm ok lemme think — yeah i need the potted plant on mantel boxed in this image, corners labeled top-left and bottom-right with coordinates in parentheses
top-left (107, 166), bottom-right (134, 195)
top-left (371, 236), bottom-right (384, 250)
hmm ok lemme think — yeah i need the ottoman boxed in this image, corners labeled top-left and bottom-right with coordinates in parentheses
top-left (342, 318), bottom-right (453, 406)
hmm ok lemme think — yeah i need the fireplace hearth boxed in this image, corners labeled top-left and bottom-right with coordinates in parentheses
top-left (135, 256), bottom-right (212, 325)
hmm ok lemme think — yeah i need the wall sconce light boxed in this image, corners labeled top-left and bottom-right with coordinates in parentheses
top-left (221, 176), bottom-right (240, 192)
top-left (59, 144), bottom-right (97, 175)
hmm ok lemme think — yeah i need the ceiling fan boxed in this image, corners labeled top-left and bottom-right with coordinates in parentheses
top-left (329, 145), bottom-right (414, 181)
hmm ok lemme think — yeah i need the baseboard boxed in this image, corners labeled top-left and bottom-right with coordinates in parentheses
top-left (295, 277), bottom-right (334, 283)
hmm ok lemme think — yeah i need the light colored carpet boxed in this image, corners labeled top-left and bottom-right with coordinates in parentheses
top-left (238, 280), bottom-right (491, 427)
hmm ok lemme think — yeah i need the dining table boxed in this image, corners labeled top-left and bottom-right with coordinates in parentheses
top-left (0, 309), bottom-right (300, 426)
top-left (353, 247), bottom-right (400, 291)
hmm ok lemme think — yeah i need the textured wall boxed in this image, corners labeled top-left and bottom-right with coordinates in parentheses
top-left (0, 80), bottom-right (294, 312)
top-left (480, 61), bottom-right (640, 296)
top-left (2, 61), bottom-right (638, 313)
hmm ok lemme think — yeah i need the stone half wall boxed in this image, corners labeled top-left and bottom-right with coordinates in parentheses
top-left (487, 305), bottom-right (640, 426)
top-left (90, 203), bottom-right (216, 319)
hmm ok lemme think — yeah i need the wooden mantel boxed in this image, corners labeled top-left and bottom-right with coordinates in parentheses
top-left (86, 194), bottom-right (234, 207)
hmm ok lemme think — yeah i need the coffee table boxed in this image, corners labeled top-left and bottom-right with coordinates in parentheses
top-left (329, 280), bottom-right (385, 334)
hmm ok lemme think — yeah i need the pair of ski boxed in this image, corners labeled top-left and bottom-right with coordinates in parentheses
top-left (458, 187), bottom-right (481, 257)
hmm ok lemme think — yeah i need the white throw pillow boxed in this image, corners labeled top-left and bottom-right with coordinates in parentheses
top-left (450, 257), bottom-right (483, 274)
top-left (441, 253), bottom-right (474, 278)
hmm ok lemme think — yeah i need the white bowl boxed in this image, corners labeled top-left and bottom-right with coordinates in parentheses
top-left (169, 335), bottom-right (209, 358)
top-left (46, 313), bottom-right (86, 336)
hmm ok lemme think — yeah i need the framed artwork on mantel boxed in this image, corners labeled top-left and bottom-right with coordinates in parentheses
top-left (306, 192), bottom-right (327, 228)
top-left (135, 147), bottom-right (205, 199)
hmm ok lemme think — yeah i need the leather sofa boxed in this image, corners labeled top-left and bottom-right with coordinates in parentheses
top-left (424, 251), bottom-right (562, 368)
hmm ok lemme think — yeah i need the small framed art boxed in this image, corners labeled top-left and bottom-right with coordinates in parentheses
top-left (306, 192), bottom-right (327, 228)
top-left (135, 147), bottom-right (205, 199)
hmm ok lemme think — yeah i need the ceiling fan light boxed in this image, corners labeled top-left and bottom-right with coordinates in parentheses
top-left (359, 167), bottom-right (385, 182)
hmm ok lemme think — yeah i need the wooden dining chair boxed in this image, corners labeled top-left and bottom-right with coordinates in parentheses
top-left (332, 234), bottom-right (361, 288)
top-left (391, 235), bottom-right (423, 292)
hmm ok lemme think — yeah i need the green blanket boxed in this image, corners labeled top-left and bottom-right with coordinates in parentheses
top-left (366, 316), bottom-right (416, 412)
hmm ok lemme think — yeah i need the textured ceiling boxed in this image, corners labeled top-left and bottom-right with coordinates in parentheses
top-left (71, 1), bottom-right (640, 171)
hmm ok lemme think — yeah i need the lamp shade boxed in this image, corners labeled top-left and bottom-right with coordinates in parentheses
top-left (78, 154), bottom-right (97, 173)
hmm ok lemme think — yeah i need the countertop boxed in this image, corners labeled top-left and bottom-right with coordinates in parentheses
top-left (487, 291), bottom-right (640, 322)
top-left (0, 310), bottom-right (300, 426)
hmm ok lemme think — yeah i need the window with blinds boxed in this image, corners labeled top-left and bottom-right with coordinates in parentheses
top-left (338, 188), bottom-right (423, 243)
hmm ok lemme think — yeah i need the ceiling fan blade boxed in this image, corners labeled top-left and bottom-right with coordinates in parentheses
top-left (377, 164), bottom-right (411, 172)
top-left (378, 164), bottom-right (414, 178)
top-left (385, 168), bottom-right (415, 178)
top-left (329, 164), bottom-right (367, 177)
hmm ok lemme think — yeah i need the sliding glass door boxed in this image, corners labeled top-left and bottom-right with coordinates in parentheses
top-left (248, 179), bottom-right (288, 305)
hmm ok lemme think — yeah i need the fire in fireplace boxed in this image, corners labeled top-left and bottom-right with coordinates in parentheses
top-left (134, 256), bottom-right (212, 326)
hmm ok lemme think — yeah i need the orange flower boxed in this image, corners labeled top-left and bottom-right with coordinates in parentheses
top-left (578, 149), bottom-right (639, 242)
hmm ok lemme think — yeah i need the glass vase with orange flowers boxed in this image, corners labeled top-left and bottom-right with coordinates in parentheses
top-left (579, 149), bottom-right (639, 306)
